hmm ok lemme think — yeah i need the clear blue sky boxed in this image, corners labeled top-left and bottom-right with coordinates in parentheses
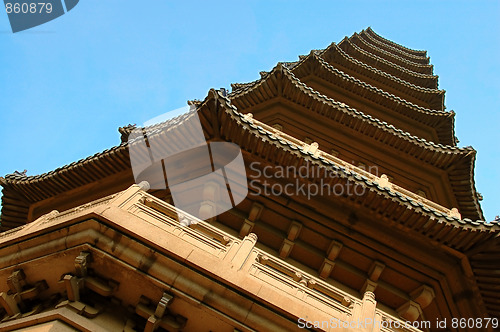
top-left (0, 1), bottom-right (498, 221)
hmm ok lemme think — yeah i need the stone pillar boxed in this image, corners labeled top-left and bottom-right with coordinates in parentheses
top-left (231, 233), bottom-right (258, 270)
top-left (349, 291), bottom-right (378, 332)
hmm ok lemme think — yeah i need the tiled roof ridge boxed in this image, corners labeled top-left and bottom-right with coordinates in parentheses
top-left (320, 43), bottom-right (443, 95)
top-left (231, 80), bottom-right (260, 91)
top-left (366, 27), bottom-right (427, 56)
top-left (308, 52), bottom-right (448, 116)
top-left (341, 37), bottom-right (437, 81)
top-left (360, 29), bottom-right (429, 63)
top-left (215, 90), bottom-right (493, 229)
top-left (230, 63), bottom-right (468, 154)
top-left (352, 32), bottom-right (433, 72)
top-left (1, 142), bottom-right (127, 185)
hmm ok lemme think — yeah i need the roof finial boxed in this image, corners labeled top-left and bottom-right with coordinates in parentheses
top-left (118, 124), bottom-right (137, 143)
top-left (14, 169), bottom-right (27, 177)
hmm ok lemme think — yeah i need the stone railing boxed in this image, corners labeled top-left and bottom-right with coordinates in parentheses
top-left (115, 184), bottom-right (237, 260)
top-left (113, 184), bottom-right (422, 331)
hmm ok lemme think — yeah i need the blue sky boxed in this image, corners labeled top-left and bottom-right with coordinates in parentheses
top-left (0, 1), bottom-right (498, 221)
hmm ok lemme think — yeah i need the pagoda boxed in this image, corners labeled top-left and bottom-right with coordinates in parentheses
top-left (0, 27), bottom-right (498, 331)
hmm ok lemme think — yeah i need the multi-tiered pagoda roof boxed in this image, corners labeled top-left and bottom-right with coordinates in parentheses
top-left (1, 28), bottom-right (499, 328)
